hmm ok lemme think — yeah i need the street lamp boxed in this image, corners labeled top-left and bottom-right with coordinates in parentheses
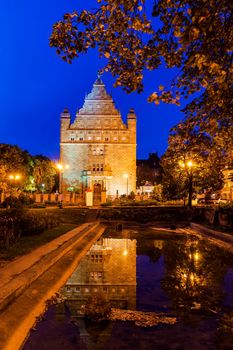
top-left (123, 174), bottom-right (129, 196)
top-left (9, 174), bottom-right (21, 181)
top-left (8, 174), bottom-right (21, 195)
top-left (41, 183), bottom-right (45, 193)
top-left (56, 163), bottom-right (69, 193)
top-left (179, 160), bottom-right (194, 208)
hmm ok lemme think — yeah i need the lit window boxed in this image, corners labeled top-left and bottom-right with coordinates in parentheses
top-left (85, 288), bottom-right (90, 293)
top-left (88, 136), bottom-right (92, 140)
top-left (96, 136), bottom-right (100, 140)
top-left (113, 137), bottom-right (118, 141)
top-left (90, 272), bottom-right (102, 279)
top-left (112, 288), bottom-right (116, 293)
top-left (91, 254), bottom-right (103, 262)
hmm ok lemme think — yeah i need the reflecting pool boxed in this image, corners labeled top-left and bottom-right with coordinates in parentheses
top-left (23, 227), bottom-right (233, 349)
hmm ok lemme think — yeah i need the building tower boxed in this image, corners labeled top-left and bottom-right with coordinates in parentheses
top-left (60, 76), bottom-right (137, 204)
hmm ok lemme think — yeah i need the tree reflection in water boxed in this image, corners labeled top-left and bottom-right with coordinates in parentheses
top-left (23, 229), bottom-right (233, 350)
top-left (161, 237), bottom-right (230, 314)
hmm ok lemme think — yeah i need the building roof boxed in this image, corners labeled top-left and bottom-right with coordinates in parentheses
top-left (77, 76), bottom-right (120, 116)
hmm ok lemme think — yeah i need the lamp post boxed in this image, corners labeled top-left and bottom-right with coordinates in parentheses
top-left (123, 174), bottom-right (129, 196)
top-left (179, 160), bottom-right (194, 208)
top-left (56, 163), bottom-right (69, 194)
top-left (41, 183), bottom-right (45, 193)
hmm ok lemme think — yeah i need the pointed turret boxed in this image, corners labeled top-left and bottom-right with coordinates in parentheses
top-left (60, 108), bottom-right (70, 141)
top-left (127, 108), bottom-right (136, 143)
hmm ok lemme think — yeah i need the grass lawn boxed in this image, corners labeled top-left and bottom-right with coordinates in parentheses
top-left (0, 208), bottom-right (89, 261)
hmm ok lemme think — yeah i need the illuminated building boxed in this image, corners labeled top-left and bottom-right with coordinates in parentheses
top-left (60, 76), bottom-right (136, 202)
top-left (61, 237), bottom-right (136, 315)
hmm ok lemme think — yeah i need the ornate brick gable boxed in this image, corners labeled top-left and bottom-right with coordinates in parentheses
top-left (77, 77), bottom-right (120, 116)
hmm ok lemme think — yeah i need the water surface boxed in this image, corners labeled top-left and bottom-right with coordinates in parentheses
top-left (23, 227), bottom-right (233, 350)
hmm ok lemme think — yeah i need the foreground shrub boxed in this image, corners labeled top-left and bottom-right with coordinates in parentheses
top-left (20, 211), bottom-right (60, 236)
top-left (2, 196), bottom-right (23, 209)
top-left (84, 293), bottom-right (111, 321)
top-left (2, 194), bottom-right (34, 208)
top-left (0, 209), bottom-right (60, 247)
top-left (0, 210), bottom-right (21, 247)
top-left (101, 200), bottom-right (112, 207)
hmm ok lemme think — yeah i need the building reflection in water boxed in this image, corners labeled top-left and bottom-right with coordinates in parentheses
top-left (59, 236), bottom-right (136, 316)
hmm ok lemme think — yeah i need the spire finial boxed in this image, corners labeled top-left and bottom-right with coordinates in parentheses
top-left (97, 70), bottom-right (102, 79)
top-left (95, 71), bottom-right (104, 85)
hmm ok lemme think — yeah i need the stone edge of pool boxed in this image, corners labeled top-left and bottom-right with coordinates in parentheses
top-left (0, 222), bottom-right (105, 350)
top-left (185, 223), bottom-right (233, 253)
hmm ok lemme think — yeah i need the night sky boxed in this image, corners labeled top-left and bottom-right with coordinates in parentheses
top-left (0, 0), bottom-right (184, 161)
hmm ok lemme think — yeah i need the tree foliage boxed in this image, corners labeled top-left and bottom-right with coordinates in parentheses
top-left (0, 144), bottom-right (32, 193)
top-left (50, 0), bottom-right (233, 157)
top-left (161, 122), bottom-right (224, 202)
top-left (0, 144), bottom-right (57, 194)
top-left (32, 155), bottom-right (57, 193)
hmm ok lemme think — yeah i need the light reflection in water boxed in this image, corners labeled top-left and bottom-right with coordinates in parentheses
top-left (60, 237), bottom-right (137, 316)
top-left (23, 229), bottom-right (233, 350)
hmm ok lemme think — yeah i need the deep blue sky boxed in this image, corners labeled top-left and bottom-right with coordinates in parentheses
top-left (0, 0), bottom-right (184, 160)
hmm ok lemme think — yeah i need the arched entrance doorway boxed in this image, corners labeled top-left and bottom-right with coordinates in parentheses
top-left (93, 181), bottom-right (102, 204)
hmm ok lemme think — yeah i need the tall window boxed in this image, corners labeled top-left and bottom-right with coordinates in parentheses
top-left (92, 164), bottom-right (104, 172)
top-left (93, 148), bottom-right (104, 155)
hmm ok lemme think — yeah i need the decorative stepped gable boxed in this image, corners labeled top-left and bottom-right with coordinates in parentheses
top-left (77, 76), bottom-right (120, 116)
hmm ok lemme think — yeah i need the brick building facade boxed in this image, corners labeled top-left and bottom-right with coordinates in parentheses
top-left (60, 76), bottom-right (136, 202)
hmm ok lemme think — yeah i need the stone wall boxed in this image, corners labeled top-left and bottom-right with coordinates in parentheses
top-left (99, 206), bottom-right (233, 229)
top-left (99, 206), bottom-right (193, 223)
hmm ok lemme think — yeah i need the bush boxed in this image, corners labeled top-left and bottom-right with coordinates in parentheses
top-left (2, 194), bottom-right (34, 208)
top-left (19, 211), bottom-right (60, 236)
top-left (0, 209), bottom-right (22, 247)
top-left (28, 203), bottom-right (46, 209)
top-left (0, 209), bottom-right (60, 247)
top-left (2, 196), bottom-right (23, 209)
top-left (101, 200), bottom-right (112, 207)
top-left (18, 193), bottom-right (35, 206)
top-left (84, 293), bottom-right (111, 321)
top-left (128, 191), bottom-right (135, 200)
